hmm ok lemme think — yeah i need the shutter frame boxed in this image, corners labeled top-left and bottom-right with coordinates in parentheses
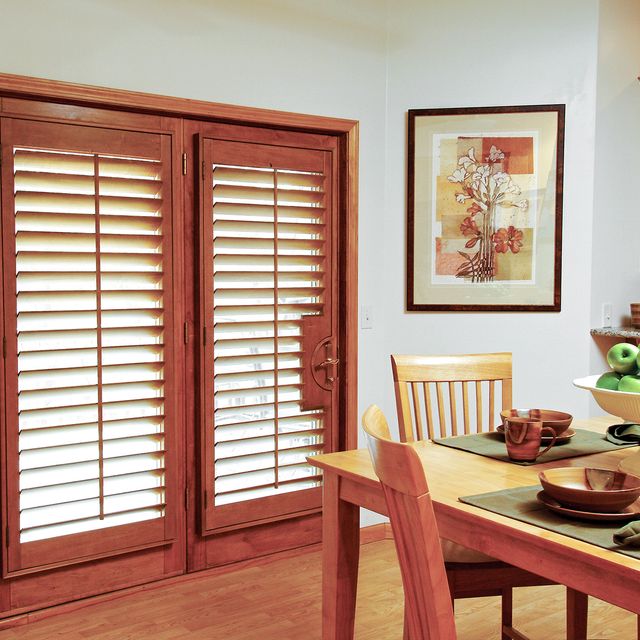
top-left (1, 117), bottom-right (179, 575)
top-left (199, 134), bottom-right (335, 533)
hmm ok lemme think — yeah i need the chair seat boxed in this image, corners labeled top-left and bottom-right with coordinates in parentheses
top-left (441, 538), bottom-right (496, 563)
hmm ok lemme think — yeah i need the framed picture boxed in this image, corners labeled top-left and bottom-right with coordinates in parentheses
top-left (407, 104), bottom-right (564, 311)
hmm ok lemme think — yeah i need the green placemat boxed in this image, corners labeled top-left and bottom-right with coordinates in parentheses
top-left (433, 428), bottom-right (638, 465)
top-left (459, 485), bottom-right (640, 560)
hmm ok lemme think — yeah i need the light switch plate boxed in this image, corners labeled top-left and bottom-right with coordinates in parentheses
top-left (361, 305), bottom-right (373, 330)
top-left (602, 302), bottom-right (612, 328)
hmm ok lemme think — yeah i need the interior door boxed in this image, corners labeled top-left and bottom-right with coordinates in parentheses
top-left (184, 121), bottom-right (341, 567)
top-left (0, 113), bottom-right (185, 611)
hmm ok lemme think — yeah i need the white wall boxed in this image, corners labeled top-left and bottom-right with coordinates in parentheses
top-left (381, 0), bottom-right (600, 432)
top-left (0, 1), bottom-right (621, 527)
top-left (590, 0), bottom-right (640, 375)
top-left (0, 0), bottom-right (391, 524)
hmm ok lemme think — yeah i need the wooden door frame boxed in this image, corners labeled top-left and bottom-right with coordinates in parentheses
top-left (0, 72), bottom-right (358, 453)
top-left (0, 72), bottom-right (359, 578)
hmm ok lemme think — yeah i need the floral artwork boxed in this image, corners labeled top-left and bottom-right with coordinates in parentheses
top-left (445, 143), bottom-right (530, 283)
top-left (407, 106), bottom-right (564, 311)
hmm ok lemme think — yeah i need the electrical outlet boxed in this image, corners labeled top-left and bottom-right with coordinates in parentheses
top-left (361, 305), bottom-right (373, 330)
top-left (602, 302), bottom-right (612, 328)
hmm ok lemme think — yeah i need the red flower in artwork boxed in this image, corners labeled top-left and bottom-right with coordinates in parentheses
top-left (460, 216), bottom-right (482, 248)
top-left (460, 216), bottom-right (480, 237)
top-left (466, 202), bottom-right (482, 216)
top-left (492, 226), bottom-right (524, 254)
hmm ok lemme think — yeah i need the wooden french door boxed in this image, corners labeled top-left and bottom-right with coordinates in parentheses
top-left (0, 82), bottom-right (355, 617)
top-left (0, 109), bottom-right (186, 612)
top-left (184, 121), bottom-right (341, 568)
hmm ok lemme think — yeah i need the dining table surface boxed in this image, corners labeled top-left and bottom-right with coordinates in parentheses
top-left (308, 415), bottom-right (640, 640)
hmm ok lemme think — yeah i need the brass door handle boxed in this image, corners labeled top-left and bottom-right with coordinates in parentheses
top-left (311, 339), bottom-right (339, 389)
top-left (316, 357), bottom-right (339, 384)
top-left (316, 357), bottom-right (339, 368)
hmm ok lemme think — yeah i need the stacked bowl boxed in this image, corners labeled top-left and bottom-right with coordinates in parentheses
top-left (538, 467), bottom-right (640, 515)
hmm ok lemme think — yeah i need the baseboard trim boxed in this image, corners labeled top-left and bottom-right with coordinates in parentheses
top-left (360, 522), bottom-right (393, 545)
top-left (0, 522), bottom-right (392, 631)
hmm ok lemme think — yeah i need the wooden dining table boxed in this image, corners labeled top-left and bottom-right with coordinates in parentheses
top-left (308, 416), bottom-right (640, 640)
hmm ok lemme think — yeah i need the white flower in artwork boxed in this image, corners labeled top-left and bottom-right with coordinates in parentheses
top-left (487, 145), bottom-right (505, 162)
top-left (447, 168), bottom-right (467, 183)
top-left (458, 147), bottom-right (477, 170)
top-left (455, 192), bottom-right (471, 203)
top-left (491, 171), bottom-right (510, 187)
top-left (472, 164), bottom-right (490, 182)
top-left (505, 181), bottom-right (521, 195)
top-left (515, 199), bottom-right (529, 210)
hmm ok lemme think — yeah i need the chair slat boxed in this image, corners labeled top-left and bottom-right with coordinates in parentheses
top-left (475, 381), bottom-right (483, 433)
top-left (423, 382), bottom-right (434, 440)
top-left (489, 380), bottom-right (495, 431)
top-left (436, 382), bottom-right (446, 438)
top-left (502, 377), bottom-right (513, 409)
top-left (411, 382), bottom-right (424, 441)
top-left (462, 382), bottom-right (470, 434)
top-left (394, 382), bottom-right (415, 443)
top-left (448, 381), bottom-right (457, 436)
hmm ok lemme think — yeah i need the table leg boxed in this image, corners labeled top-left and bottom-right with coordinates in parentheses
top-left (322, 472), bottom-right (360, 640)
top-left (566, 588), bottom-right (588, 640)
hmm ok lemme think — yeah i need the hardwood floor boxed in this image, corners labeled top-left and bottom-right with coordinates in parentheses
top-left (0, 540), bottom-right (635, 639)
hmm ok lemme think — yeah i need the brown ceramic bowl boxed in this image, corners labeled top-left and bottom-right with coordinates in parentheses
top-left (501, 409), bottom-right (573, 437)
top-left (538, 467), bottom-right (640, 513)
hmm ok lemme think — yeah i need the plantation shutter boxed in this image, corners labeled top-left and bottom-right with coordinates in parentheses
top-left (200, 136), bottom-right (337, 532)
top-left (1, 119), bottom-right (178, 573)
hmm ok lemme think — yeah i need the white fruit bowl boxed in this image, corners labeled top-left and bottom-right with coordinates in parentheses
top-left (573, 375), bottom-right (640, 476)
top-left (573, 375), bottom-right (640, 422)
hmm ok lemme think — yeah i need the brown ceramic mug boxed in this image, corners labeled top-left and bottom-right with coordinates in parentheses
top-left (504, 418), bottom-right (557, 462)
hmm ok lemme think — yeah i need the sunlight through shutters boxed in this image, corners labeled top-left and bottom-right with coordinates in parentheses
top-left (211, 163), bottom-right (326, 509)
top-left (13, 147), bottom-right (167, 543)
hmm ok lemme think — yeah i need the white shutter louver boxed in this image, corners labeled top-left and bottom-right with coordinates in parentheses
top-left (206, 153), bottom-right (332, 527)
top-left (13, 147), bottom-right (167, 544)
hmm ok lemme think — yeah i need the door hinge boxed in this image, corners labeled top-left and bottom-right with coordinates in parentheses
top-left (182, 153), bottom-right (187, 176)
top-left (202, 160), bottom-right (205, 180)
top-left (183, 321), bottom-right (189, 345)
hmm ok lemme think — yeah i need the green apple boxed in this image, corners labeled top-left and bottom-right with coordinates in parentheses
top-left (596, 371), bottom-right (622, 390)
top-left (606, 343), bottom-right (639, 375)
top-left (618, 374), bottom-right (640, 393)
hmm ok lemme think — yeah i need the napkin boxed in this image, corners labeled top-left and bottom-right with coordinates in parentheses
top-left (605, 423), bottom-right (640, 445)
top-left (613, 521), bottom-right (640, 547)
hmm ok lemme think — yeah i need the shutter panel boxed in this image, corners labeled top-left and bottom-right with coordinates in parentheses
top-left (201, 138), bottom-right (334, 531)
top-left (1, 119), bottom-right (177, 572)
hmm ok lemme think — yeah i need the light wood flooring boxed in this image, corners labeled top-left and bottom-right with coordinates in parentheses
top-left (0, 540), bottom-right (636, 639)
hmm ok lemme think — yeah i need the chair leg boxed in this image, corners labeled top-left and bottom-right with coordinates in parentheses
top-left (566, 588), bottom-right (588, 640)
top-left (501, 588), bottom-right (513, 640)
top-left (403, 606), bottom-right (410, 640)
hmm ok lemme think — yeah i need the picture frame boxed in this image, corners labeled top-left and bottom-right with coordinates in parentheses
top-left (407, 104), bottom-right (564, 312)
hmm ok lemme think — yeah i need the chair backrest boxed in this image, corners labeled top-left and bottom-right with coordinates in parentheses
top-left (362, 405), bottom-right (457, 640)
top-left (391, 353), bottom-right (512, 442)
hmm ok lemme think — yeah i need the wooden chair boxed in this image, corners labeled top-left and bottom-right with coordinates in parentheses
top-left (391, 353), bottom-right (589, 640)
top-left (362, 404), bottom-right (457, 640)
